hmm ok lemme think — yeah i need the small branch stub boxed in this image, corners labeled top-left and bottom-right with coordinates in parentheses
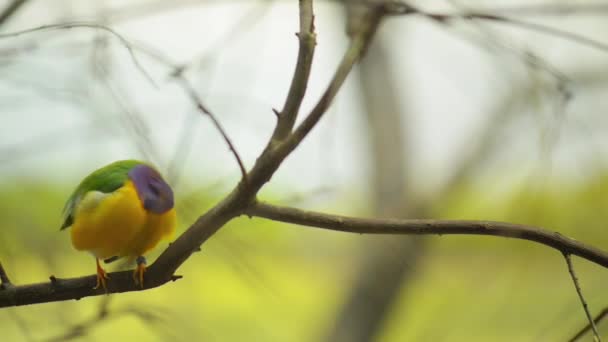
top-left (0, 261), bottom-right (11, 289)
top-left (272, 108), bottom-right (281, 119)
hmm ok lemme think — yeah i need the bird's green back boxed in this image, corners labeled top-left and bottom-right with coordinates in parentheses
top-left (60, 160), bottom-right (145, 230)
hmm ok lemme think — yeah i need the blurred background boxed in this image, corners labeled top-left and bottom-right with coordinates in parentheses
top-left (2, 0), bottom-right (608, 341)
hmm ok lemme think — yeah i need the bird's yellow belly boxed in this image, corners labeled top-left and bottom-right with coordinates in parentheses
top-left (70, 181), bottom-right (176, 259)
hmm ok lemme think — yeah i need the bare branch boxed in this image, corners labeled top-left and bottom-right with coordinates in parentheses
top-left (0, 270), bottom-right (183, 307)
top-left (484, 16), bottom-right (608, 54)
top-left (0, 0), bottom-right (28, 26)
top-left (0, 1), bottom-right (265, 307)
top-left (174, 76), bottom-right (248, 182)
top-left (176, 74), bottom-right (247, 182)
top-left (478, 3), bottom-right (608, 17)
top-left (0, 0), bottom-right (391, 307)
top-left (284, 3), bottom-right (385, 152)
top-left (0, 22), bottom-right (156, 85)
top-left (245, 201), bottom-right (608, 269)
top-left (271, 0), bottom-right (316, 141)
top-left (564, 253), bottom-right (601, 342)
top-left (398, 4), bottom-right (608, 54)
top-left (91, 34), bottom-right (252, 184)
top-left (571, 307), bottom-right (608, 342)
top-left (8, 20), bottom-right (251, 183)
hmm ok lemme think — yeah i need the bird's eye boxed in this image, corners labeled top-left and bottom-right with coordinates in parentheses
top-left (149, 181), bottom-right (161, 196)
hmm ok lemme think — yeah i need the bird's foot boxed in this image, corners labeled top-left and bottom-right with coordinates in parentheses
top-left (133, 256), bottom-right (146, 288)
top-left (94, 258), bottom-right (109, 293)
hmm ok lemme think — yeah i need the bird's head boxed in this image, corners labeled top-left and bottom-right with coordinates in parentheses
top-left (128, 164), bottom-right (174, 214)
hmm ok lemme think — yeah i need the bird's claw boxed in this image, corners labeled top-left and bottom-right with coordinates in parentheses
top-left (133, 256), bottom-right (146, 288)
top-left (94, 259), bottom-right (109, 293)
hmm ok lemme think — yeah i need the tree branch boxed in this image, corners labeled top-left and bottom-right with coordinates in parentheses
top-left (397, 3), bottom-right (608, 54)
top-left (0, 0), bottom-right (28, 26)
top-left (271, 0), bottom-right (316, 141)
top-left (571, 307), bottom-right (608, 342)
top-left (472, 3), bottom-right (608, 17)
top-left (287, 2), bottom-right (385, 147)
top-left (0, 0), bottom-right (390, 308)
top-left (244, 201), bottom-right (608, 269)
top-left (174, 75), bottom-right (248, 182)
top-left (0, 22), bottom-right (155, 87)
top-left (564, 253), bottom-right (601, 342)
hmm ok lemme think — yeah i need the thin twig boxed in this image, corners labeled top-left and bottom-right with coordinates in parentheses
top-left (88, 32), bottom-right (250, 183)
top-left (0, 19), bottom-right (251, 199)
top-left (564, 253), bottom-right (601, 342)
top-left (271, 0), bottom-right (316, 141)
top-left (571, 307), bottom-right (608, 342)
top-left (0, 22), bottom-right (156, 86)
top-left (39, 23), bottom-right (252, 183)
top-left (164, 3), bottom-right (271, 185)
top-left (404, 5), bottom-right (608, 54)
top-left (485, 16), bottom-right (608, 54)
top-left (479, 3), bottom-right (608, 17)
top-left (175, 76), bottom-right (248, 182)
top-left (0, 0), bottom-right (28, 26)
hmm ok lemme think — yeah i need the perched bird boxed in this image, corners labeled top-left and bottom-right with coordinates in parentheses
top-left (60, 160), bottom-right (176, 290)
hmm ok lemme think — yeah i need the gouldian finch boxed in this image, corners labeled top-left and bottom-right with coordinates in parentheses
top-left (60, 160), bottom-right (176, 291)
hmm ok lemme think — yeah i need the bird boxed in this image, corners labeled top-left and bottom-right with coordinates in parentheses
top-left (60, 160), bottom-right (177, 291)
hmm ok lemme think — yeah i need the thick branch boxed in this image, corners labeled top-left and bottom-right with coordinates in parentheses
top-left (245, 202), bottom-right (608, 269)
top-left (271, 0), bottom-right (316, 141)
top-left (0, 269), bottom-right (182, 307)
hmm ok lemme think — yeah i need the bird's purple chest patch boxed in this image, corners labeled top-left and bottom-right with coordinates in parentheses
top-left (128, 165), bottom-right (174, 214)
